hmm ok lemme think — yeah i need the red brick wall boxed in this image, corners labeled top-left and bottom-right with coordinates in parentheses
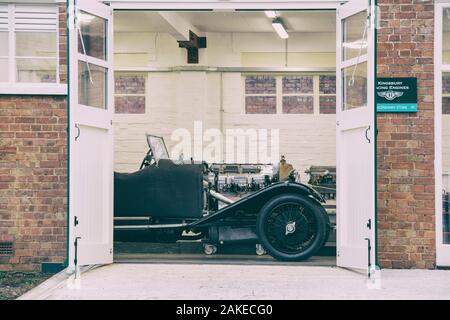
top-left (0, 3), bottom-right (68, 272)
top-left (377, 0), bottom-right (436, 269)
top-left (58, 4), bottom-right (67, 84)
top-left (0, 96), bottom-right (67, 271)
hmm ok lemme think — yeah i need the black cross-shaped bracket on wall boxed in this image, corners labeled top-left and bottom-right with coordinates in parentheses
top-left (178, 31), bottom-right (207, 64)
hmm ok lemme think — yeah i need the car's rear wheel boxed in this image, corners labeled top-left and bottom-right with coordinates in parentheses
top-left (256, 194), bottom-right (329, 261)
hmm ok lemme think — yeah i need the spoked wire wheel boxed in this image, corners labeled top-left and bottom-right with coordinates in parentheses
top-left (265, 202), bottom-right (317, 254)
top-left (256, 194), bottom-right (329, 261)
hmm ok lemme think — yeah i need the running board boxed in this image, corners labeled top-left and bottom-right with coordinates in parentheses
top-left (114, 223), bottom-right (188, 231)
top-left (114, 217), bottom-right (151, 221)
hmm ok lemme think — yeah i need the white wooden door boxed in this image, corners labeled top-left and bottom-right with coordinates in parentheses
top-left (336, 0), bottom-right (376, 271)
top-left (68, 0), bottom-right (114, 267)
top-left (436, 2), bottom-right (450, 267)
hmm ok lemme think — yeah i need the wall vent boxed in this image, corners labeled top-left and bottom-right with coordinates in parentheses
top-left (0, 242), bottom-right (14, 256)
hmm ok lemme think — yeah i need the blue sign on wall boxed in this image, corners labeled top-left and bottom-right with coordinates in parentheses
top-left (376, 78), bottom-right (418, 113)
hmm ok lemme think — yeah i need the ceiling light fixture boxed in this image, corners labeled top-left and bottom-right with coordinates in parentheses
top-left (265, 11), bottom-right (277, 18)
top-left (272, 18), bottom-right (288, 39)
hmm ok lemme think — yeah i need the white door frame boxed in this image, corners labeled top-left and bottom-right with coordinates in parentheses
top-left (66, 0), bottom-right (380, 268)
top-left (106, 0), bottom-right (344, 10)
top-left (435, 0), bottom-right (450, 267)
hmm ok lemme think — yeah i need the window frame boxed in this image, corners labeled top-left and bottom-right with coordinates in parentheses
top-left (243, 74), bottom-right (278, 114)
top-left (0, 3), bottom-right (66, 95)
top-left (113, 71), bottom-right (147, 115)
top-left (318, 75), bottom-right (338, 114)
top-left (281, 75), bottom-right (315, 114)
top-left (242, 73), bottom-right (336, 115)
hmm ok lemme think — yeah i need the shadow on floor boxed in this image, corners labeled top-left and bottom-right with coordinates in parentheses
top-left (114, 241), bottom-right (336, 267)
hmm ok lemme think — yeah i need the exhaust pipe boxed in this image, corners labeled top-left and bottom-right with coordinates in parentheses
top-left (209, 190), bottom-right (234, 204)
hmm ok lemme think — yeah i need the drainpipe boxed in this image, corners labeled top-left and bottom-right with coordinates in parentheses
top-left (285, 38), bottom-right (289, 67)
top-left (219, 72), bottom-right (225, 163)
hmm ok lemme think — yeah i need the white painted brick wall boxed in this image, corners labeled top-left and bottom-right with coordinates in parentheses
top-left (113, 31), bottom-right (336, 182)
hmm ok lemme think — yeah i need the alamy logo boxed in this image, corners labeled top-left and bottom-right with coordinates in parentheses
top-left (377, 90), bottom-right (404, 101)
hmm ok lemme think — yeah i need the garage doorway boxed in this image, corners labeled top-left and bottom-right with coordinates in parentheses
top-left (112, 9), bottom-right (338, 266)
top-left (67, 0), bottom-right (376, 273)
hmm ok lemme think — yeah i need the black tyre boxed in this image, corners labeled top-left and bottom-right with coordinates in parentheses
top-left (256, 193), bottom-right (329, 261)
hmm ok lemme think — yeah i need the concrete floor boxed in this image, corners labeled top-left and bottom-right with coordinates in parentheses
top-left (19, 262), bottom-right (450, 300)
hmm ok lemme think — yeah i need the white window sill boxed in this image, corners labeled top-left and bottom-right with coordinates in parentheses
top-left (0, 83), bottom-right (67, 96)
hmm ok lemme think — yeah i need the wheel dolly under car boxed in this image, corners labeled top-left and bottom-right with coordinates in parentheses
top-left (113, 134), bottom-right (331, 261)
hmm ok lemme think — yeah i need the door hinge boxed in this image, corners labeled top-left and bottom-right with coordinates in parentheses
top-left (74, 216), bottom-right (79, 226)
top-left (74, 236), bottom-right (82, 277)
top-left (364, 238), bottom-right (372, 278)
top-left (367, 218), bottom-right (372, 230)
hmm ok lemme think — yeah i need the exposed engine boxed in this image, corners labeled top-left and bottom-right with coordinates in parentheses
top-left (207, 163), bottom-right (278, 194)
top-left (305, 166), bottom-right (336, 200)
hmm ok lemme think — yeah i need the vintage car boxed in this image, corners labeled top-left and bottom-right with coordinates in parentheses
top-left (113, 134), bottom-right (331, 261)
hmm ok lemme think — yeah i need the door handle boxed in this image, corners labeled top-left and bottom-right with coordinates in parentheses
top-left (365, 126), bottom-right (371, 143)
top-left (75, 123), bottom-right (80, 141)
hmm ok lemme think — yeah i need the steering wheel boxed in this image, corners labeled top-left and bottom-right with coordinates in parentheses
top-left (139, 150), bottom-right (157, 169)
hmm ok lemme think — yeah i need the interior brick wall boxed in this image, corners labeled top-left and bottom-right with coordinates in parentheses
top-left (319, 75), bottom-right (337, 114)
top-left (377, 0), bottom-right (436, 269)
top-left (245, 96), bottom-right (277, 114)
top-left (319, 96), bottom-right (336, 114)
top-left (282, 96), bottom-right (314, 114)
top-left (114, 74), bottom-right (146, 114)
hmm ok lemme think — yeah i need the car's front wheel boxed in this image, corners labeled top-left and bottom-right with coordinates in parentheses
top-left (256, 194), bottom-right (329, 261)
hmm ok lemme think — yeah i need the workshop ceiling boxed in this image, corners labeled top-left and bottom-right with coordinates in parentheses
top-left (114, 11), bottom-right (336, 33)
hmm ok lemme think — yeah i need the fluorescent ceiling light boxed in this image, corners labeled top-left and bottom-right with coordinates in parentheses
top-left (272, 18), bottom-right (288, 39)
top-left (265, 11), bottom-right (277, 18)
